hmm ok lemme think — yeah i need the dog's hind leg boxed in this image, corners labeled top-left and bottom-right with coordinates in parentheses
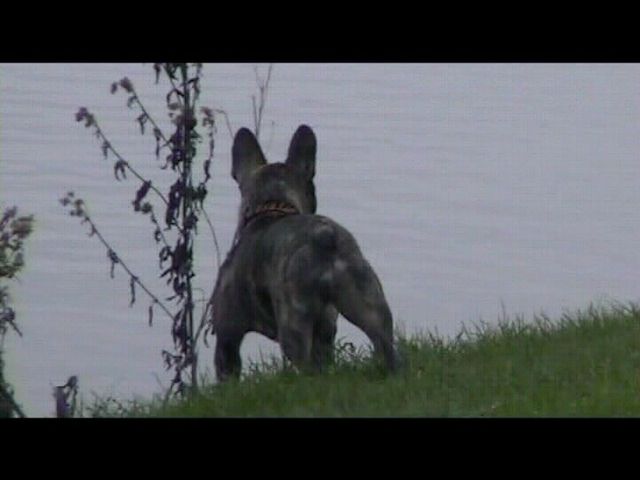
top-left (332, 256), bottom-right (399, 372)
top-left (274, 298), bottom-right (315, 371)
top-left (311, 306), bottom-right (339, 370)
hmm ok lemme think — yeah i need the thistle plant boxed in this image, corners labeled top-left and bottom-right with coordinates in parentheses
top-left (66, 63), bottom-right (220, 397)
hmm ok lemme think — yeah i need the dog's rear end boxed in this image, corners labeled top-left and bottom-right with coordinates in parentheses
top-left (262, 213), bottom-right (397, 372)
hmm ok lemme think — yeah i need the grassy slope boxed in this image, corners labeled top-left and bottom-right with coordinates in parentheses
top-left (89, 302), bottom-right (640, 417)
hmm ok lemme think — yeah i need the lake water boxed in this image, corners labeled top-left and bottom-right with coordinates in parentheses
top-left (2, 63), bottom-right (639, 416)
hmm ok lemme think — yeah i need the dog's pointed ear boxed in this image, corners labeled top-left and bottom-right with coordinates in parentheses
top-left (232, 128), bottom-right (267, 184)
top-left (286, 125), bottom-right (316, 181)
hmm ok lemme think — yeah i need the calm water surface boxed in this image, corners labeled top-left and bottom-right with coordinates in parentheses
top-left (1, 63), bottom-right (639, 416)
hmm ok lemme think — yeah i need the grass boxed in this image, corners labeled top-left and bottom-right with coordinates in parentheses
top-left (81, 301), bottom-right (640, 417)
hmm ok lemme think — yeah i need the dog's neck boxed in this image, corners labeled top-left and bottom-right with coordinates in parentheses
top-left (231, 201), bottom-right (299, 247)
top-left (237, 200), bottom-right (300, 235)
top-left (244, 200), bottom-right (299, 226)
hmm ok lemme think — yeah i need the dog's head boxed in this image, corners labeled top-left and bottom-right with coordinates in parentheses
top-left (232, 125), bottom-right (317, 228)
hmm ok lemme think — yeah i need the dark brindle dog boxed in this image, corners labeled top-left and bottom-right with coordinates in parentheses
top-left (210, 125), bottom-right (398, 380)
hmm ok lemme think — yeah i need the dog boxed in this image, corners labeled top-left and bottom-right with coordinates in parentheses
top-left (210, 125), bottom-right (398, 381)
